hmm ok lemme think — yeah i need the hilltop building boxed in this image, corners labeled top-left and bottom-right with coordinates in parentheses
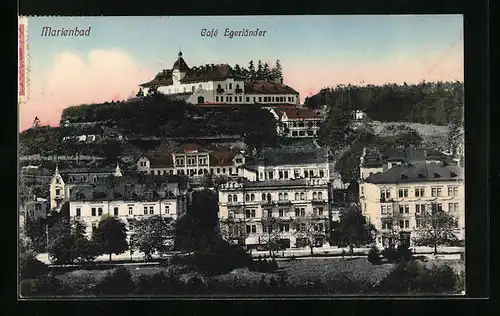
top-left (269, 108), bottom-right (324, 138)
top-left (139, 51), bottom-right (300, 106)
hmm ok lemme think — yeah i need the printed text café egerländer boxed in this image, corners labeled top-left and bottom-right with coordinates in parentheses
top-left (201, 28), bottom-right (267, 39)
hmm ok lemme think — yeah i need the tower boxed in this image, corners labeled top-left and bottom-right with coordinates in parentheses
top-left (172, 51), bottom-right (189, 84)
top-left (114, 162), bottom-right (123, 177)
top-left (32, 116), bottom-right (40, 128)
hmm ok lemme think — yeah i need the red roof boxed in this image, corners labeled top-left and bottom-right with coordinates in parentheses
top-left (244, 80), bottom-right (299, 95)
top-left (174, 143), bottom-right (208, 154)
top-left (282, 108), bottom-right (322, 119)
top-left (210, 149), bottom-right (240, 166)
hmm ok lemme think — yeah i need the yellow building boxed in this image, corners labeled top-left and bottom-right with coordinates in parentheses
top-left (359, 162), bottom-right (464, 248)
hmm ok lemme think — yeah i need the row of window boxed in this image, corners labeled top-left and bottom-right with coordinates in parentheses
top-left (380, 202), bottom-right (459, 215)
top-left (227, 192), bottom-right (324, 203)
top-left (260, 169), bottom-right (325, 180)
top-left (289, 130), bottom-right (316, 137)
top-left (245, 222), bottom-right (326, 234)
top-left (214, 95), bottom-right (296, 103)
top-left (148, 166), bottom-right (239, 176)
top-left (381, 218), bottom-right (459, 229)
top-left (75, 205), bottom-right (171, 217)
top-left (379, 186), bottom-right (460, 200)
top-left (230, 207), bottom-right (324, 219)
top-left (285, 121), bottom-right (320, 128)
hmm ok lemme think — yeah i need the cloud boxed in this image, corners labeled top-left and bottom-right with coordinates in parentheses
top-left (19, 49), bottom-right (154, 131)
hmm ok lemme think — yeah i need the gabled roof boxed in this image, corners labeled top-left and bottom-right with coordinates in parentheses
top-left (142, 152), bottom-right (174, 168)
top-left (247, 147), bottom-right (330, 166)
top-left (172, 52), bottom-right (190, 71)
top-left (244, 80), bottom-right (299, 95)
top-left (365, 163), bottom-right (463, 184)
top-left (210, 148), bottom-right (241, 166)
top-left (174, 143), bottom-right (208, 154)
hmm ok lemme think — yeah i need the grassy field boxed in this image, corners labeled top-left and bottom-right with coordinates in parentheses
top-left (54, 257), bottom-right (465, 295)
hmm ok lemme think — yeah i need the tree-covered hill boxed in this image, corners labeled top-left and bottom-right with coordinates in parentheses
top-left (305, 81), bottom-right (464, 126)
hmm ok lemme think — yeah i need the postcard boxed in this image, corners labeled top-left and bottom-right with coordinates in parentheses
top-left (18, 15), bottom-right (465, 298)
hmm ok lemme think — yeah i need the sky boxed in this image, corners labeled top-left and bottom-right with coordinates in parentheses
top-left (18, 15), bottom-right (464, 131)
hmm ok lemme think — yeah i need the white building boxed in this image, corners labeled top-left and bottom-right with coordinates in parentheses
top-left (353, 110), bottom-right (366, 121)
top-left (269, 108), bottom-right (324, 138)
top-left (218, 178), bottom-right (331, 249)
top-left (68, 175), bottom-right (190, 239)
top-left (359, 162), bottom-right (464, 249)
top-left (49, 164), bottom-right (123, 211)
top-left (136, 142), bottom-right (246, 178)
top-left (139, 51), bottom-right (300, 106)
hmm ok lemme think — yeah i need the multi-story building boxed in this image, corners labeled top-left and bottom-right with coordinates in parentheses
top-left (68, 175), bottom-right (190, 240)
top-left (22, 196), bottom-right (49, 220)
top-left (139, 51), bottom-right (300, 106)
top-left (359, 162), bottom-right (464, 248)
top-left (49, 164), bottom-right (123, 211)
top-left (136, 143), bottom-right (246, 178)
top-left (269, 108), bottom-right (324, 138)
top-left (218, 178), bottom-right (331, 249)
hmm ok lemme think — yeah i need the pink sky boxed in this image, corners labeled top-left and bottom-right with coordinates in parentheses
top-left (19, 48), bottom-right (463, 132)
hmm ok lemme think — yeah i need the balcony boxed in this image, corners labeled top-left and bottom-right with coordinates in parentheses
top-left (312, 199), bottom-right (327, 205)
top-left (277, 200), bottom-right (292, 206)
top-left (379, 198), bottom-right (394, 203)
top-left (216, 88), bottom-right (224, 94)
top-left (261, 200), bottom-right (275, 206)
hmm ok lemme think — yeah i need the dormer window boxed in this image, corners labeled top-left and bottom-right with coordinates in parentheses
top-left (434, 173), bottom-right (441, 178)
top-left (56, 178), bottom-right (60, 184)
top-left (450, 172), bottom-right (458, 178)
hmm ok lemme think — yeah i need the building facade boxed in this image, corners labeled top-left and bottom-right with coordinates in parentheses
top-left (359, 162), bottom-right (464, 248)
top-left (139, 51), bottom-right (300, 106)
top-left (269, 108), bottom-right (324, 138)
top-left (136, 143), bottom-right (246, 178)
top-left (218, 179), bottom-right (331, 249)
top-left (49, 164), bottom-right (123, 211)
top-left (68, 175), bottom-right (190, 239)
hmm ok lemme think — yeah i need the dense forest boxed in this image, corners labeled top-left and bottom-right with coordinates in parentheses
top-left (21, 95), bottom-right (278, 157)
top-left (305, 81), bottom-right (464, 126)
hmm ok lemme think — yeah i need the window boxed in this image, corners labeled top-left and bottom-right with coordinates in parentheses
top-left (431, 187), bottom-right (442, 197)
top-left (399, 220), bottom-right (404, 228)
top-left (404, 220), bottom-right (409, 228)
top-left (261, 193), bottom-right (266, 201)
top-left (382, 220), bottom-right (392, 229)
top-left (113, 207), bottom-right (119, 216)
top-left (76, 208), bottom-right (81, 217)
top-left (229, 83), bottom-right (232, 89)
top-left (128, 206), bottom-right (133, 215)
top-left (318, 192), bottom-right (323, 199)
top-left (149, 206), bottom-right (154, 214)
top-left (92, 223), bottom-right (97, 232)
top-left (415, 187), bottom-right (425, 197)
top-left (279, 193), bottom-right (283, 200)
top-left (448, 186), bottom-right (459, 196)
top-left (55, 189), bottom-right (61, 195)
top-left (280, 224), bottom-right (290, 232)
top-left (267, 194), bottom-right (272, 201)
top-left (300, 192), bottom-right (305, 200)
top-left (381, 205), bottom-right (387, 214)
top-left (317, 208), bottom-right (324, 216)
top-left (398, 205), bottom-right (409, 214)
top-left (98, 207), bottom-right (103, 216)
top-left (236, 158), bottom-right (243, 164)
top-left (279, 171), bottom-right (284, 179)
top-left (304, 170), bottom-right (309, 178)
top-left (223, 168), bottom-right (226, 173)
top-left (165, 206), bottom-right (170, 214)
top-left (56, 178), bottom-right (60, 184)
top-left (246, 225), bottom-right (257, 234)
top-left (279, 209), bottom-right (285, 217)
top-left (284, 193), bottom-right (288, 200)
top-left (268, 171), bottom-right (274, 179)
top-left (245, 209), bottom-right (256, 218)
top-left (416, 218), bottom-right (421, 228)
top-left (380, 189), bottom-right (391, 200)
top-left (284, 170), bottom-right (289, 178)
top-left (228, 195), bottom-right (233, 203)
top-left (448, 203), bottom-right (459, 212)
top-left (313, 192), bottom-right (317, 199)
top-left (319, 170), bottom-right (324, 178)
top-left (262, 225), bottom-right (267, 233)
top-left (144, 206), bottom-right (148, 215)
top-left (245, 194), bottom-right (250, 202)
top-left (232, 195), bottom-right (237, 202)
top-left (398, 188), bottom-right (408, 198)
top-left (295, 193), bottom-right (299, 200)
top-left (258, 97), bottom-right (262, 102)
top-left (294, 170), bottom-right (300, 178)
top-left (246, 97), bottom-right (250, 102)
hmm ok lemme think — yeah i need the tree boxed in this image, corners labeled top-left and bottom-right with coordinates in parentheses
top-left (234, 64), bottom-right (242, 76)
top-left (92, 215), bottom-right (129, 262)
top-left (318, 104), bottom-right (354, 151)
top-left (292, 213), bottom-right (329, 256)
top-left (272, 59), bottom-right (283, 83)
top-left (219, 217), bottom-right (247, 246)
top-left (413, 203), bottom-right (458, 255)
top-left (335, 208), bottom-right (376, 247)
top-left (256, 60), bottom-right (263, 80)
top-left (260, 216), bottom-right (283, 257)
top-left (136, 88), bottom-right (144, 97)
top-left (130, 215), bottom-right (175, 260)
top-left (25, 216), bottom-right (47, 253)
top-left (248, 60), bottom-right (256, 81)
top-left (263, 63), bottom-right (271, 81)
top-left (72, 220), bottom-right (96, 263)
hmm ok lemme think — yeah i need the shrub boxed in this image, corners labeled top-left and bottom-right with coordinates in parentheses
top-left (367, 246), bottom-right (381, 264)
top-left (420, 264), bottom-right (457, 293)
top-left (397, 244), bottom-right (413, 262)
top-left (186, 275), bottom-right (206, 294)
top-left (381, 246), bottom-right (400, 263)
top-left (20, 252), bottom-right (49, 279)
top-left (94, 267), bottom-right (135, 295)
top-left (258, 275), bottom-right (269, 292)
top-left (20, 273), bottom-right (66, 297)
